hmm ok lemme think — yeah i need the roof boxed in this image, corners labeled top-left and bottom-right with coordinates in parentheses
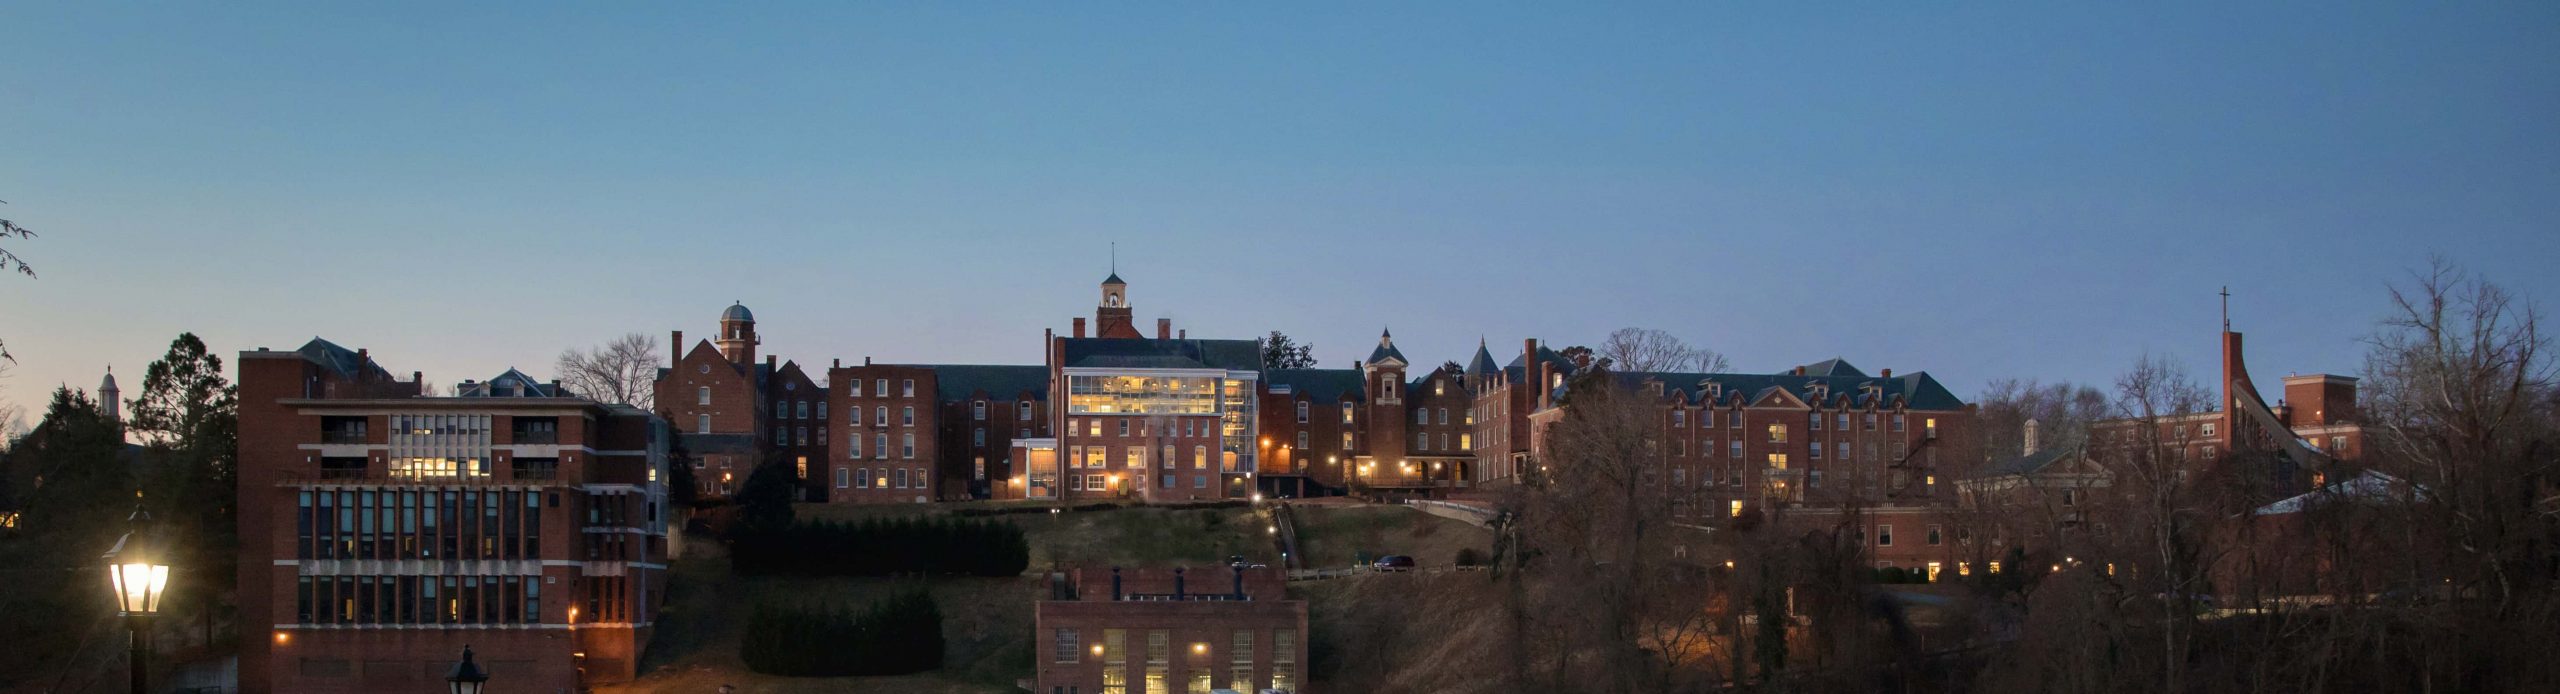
top-left (2254, 470), bottom-right (2426, 515)
top-left (1603, 368), bottom-right (1969, 411)
top-left (1060, 338), bottom-right (1262, 371)
top-left (1103, 272), bottom-right (1125, 286)
top-left (722, 303), bottom-right (754, 322)
top-left (455, 368), bottom-right (572, 398)
top-left (1466, 340), bottom-right (1499, 377)
top-left (295, 337), bottom-right (392, 380)
top-left (1796, 358), bottom-right (1867, 378)
top-left (930, 365), bottom-right (1052, 401)
top-left (1366, 328), bottom-right (1408, 366)
top-left (1503, 345), bottom-right (1580, 381)
top-left (1977, 439), bottom-right (2085, 478)
top-left (1265, 369), bottom-right (1367, 402)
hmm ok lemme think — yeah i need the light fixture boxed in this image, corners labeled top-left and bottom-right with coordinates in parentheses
top-left (446, 645), bottom-right (490, 694)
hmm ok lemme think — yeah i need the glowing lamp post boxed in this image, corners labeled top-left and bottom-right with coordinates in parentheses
top-left (447, 645), bottom-right (491, 694)
top-left (100, 506), bottom-right (169, 694)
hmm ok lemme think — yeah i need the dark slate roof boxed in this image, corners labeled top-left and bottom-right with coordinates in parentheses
top-left (1366, 328), bottom-right (1408, 366)
top-left (1502, 345), bottom-right (1582, 385)
top-left (456, 368), bottom-right (572, 398)
top-left (722, 303), bottom-right (754, 322)
top-left (1466, 340), bottom-right (1500, 377)
top-left (1607, 368), bottom-right (1969, 411)
top-left (1796, 358), bottom-right (1866, 378)
top-left (1265, 369), bottom-right (1367, 402)
top-left (296, 337), bottom-right (391, 380)
top-left (1103, 272), bottom-right (1125, 285)
top-left (1978, 440), bottom-right (2083, 478)
top-left (929, 365), bottom-right (1052, 402)
top-left (1060, 338), bottom-right (1262, 371)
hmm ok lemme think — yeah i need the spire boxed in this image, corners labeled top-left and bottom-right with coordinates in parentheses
top-left (1366, 327), bottom-right (1408, 368)
top-left (99, 365), bottom-right (121, 425)
top-left (1467, 338), bottom-right (1499, 376)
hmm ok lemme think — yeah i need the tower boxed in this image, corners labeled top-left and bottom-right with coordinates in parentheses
top-left (1364, 328), bottom-right (1409, 462)
top-left (717, 302), bottom-right (758, 364)
top-left (1094, 273), bottom-right (1142, 339)
top-left (99, 365), bottom-right (120, 425)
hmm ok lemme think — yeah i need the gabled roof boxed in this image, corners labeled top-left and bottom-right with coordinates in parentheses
top-left (929, 365), bottom-right (1051, 402)
top-left (1366, 328), bottom-right (1408, 367)
top-left (1610, 368), bottom-right (1969, 411)
top-left (1265, 369), bottom-right (1366, 402)
top-left (1503, 345), bottom-right (1580, 382)
top-left (295, 337), bottom-right (392, 380)
top-left (456, 368), bottom-right (572, 398)
top-left (1060, 338), bottom-right (1262, 371)
top-left (1977, 439), bottom-right (2086, 478)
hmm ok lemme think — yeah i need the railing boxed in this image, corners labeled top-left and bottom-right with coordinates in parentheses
top-left (1287, 565), bottom-right (1488, 582)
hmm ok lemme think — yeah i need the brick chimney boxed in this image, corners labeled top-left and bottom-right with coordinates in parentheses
top-left (1157, 318), bottom-right (1172, 340)
top-left (1074, 317), bottom-right (1087, 339)
top-left (1880, 368), bottom-right (1893, 378)
top-left (672, 330), bottom-right (684, 359)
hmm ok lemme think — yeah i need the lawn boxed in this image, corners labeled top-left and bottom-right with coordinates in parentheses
top-left (1288, 503), bottom-right (1492, 570)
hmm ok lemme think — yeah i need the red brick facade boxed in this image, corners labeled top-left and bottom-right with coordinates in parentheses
top-left (825, 363), bottom-right (943, 504)
top-left (1033, 567), bottom-right (1307, 694)
top-left (238, 340), bottom-right (670, 694)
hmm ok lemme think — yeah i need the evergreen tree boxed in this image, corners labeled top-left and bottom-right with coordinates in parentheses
top-left (127, 333), bottom-right (240, 643)
top-left (734, 460), bottom-right (797, 537)
top-left (0, 388), bottom-right (131, 682)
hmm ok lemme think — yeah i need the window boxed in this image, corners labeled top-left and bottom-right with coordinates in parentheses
top-left (902, 433), bottom-right (916, 459)
top-left (848, 435), bottom-right (862, 458)
top-left (893, 468), bottom-right (909, 489)
top-left (1892, 414), bottom-right (1906, 432)
top-left (1464, 407), bottom-right (1475, 425)
top-left (796, 427), bottom-right (808, 446)
top-left (850, 407), bottom-right (862, 426)
top-left (1416, 409), bottom-right (1428, 426)
top-left (902, 406), bottom-right (915, 426)
top-left (1701, 411), bottom-right (1714, 428)
top-left (1809, 412), bottom-right (1822, 430)
top-left (1118, 419), bottom-right (1130, 436)
top-left (1194, 446), bottom-right (1209, 469)
top-left (1767, 424), bottom-right (1786, 443)
top-left (1809, 442), bottom-right (1821, 459)
top-left (817, 401), bottom-right (827, 419)
top-left (1088, 419), bottom-right (1101, 437)
top-left (696, 414), bottom-right (710, 435)
top-left (1729, 440), bottom-right (1743, 458)
top-left (1438, 408), bottom-right (1449, 425)
top-left (974, 401), bottom-right (987, 421)
top-left (1296, 402), bottom-right (1308, 423)
top-left (796, 401), bottom-right (809, 419)
top-left (855, 468), bottom-right (871, 489)
top-left (975, 429), bottom-right (986, 446)
top-left (835, 468), bottom-right (849, 488)
top-left (1877, 525), bottom-right (1894, 546)
top-left (974, 457), bottom-right (986, 481)
top-left (1194, 475), bottom-right (1209, 489)
top-left (1019, 401), bottom-right (1032, 420)
top-left (1342, 407), bottom-right (1354, 425)
top-left (1460, 433), bottom-right (1472, 450)
top-left (874, 433), bottom-right (887, 459)
top-left (1672, 468), bottom-right (1686, 485)
top-left (1927, 526), bottom-right (1942, 545)
top-left (1343, 432), bottom-right (1354, 450)
top-left (1767, 453), bottom-right (1787, 470)
top-left (1125, 447), bottom-right (1145, 470)
top-left (2331, 435), bottom-right (2347, 452)
top-left (1296, 431), bottom-right (1308, 449)
top-left (1809, 470), bottom-right (1822, 487)
top-left (1836, 413), bottom-right (1849, 430)
top-left (1729, 500), bottom-right (1743, 517)
top-left (1864, 413), bottom-right (1877, 431)
top-left (874, 406), bottom-right (886, 427)
top-left (1055, 629), bottom-right (1081, 664)
top-left (875, 379), bottom-right (887, 397)
top-left (2061, 489), bottom-right (2078, 507)
top-left (914, 470), bottom-right (928, 489)
top-left (902, 379), bottom-right (915, 397)
top-left (1837, 442), bottom-right (1850, 460)
top-left (2201, 422), bottom-right (2218, 437)
top-left (1674, 439), bottom-right (1686, 457)
top-left (696, 387), bottom-right (711, 405)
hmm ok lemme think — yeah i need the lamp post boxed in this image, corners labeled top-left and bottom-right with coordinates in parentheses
top-left (446, 645), bottom-right (490, 694)
top-left (101, 506), bottom-right (169, 694)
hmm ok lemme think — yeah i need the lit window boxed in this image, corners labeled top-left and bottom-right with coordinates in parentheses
top-left (1767, 453), bottom-right (1787, 470)
top-left (1728, 500), bottom-right (1743, 517)
top-left (1768, 424), bottom-right (1786, 443)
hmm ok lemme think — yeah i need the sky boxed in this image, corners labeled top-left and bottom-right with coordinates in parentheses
top-left (2, 2), bottom-right (2555, 423)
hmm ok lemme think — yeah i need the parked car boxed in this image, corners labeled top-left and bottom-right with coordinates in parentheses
top-left (1371, 555), bottom-right (1416, 571)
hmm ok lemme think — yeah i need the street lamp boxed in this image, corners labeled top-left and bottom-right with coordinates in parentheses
top-left (101, 506), bottom-right (168, 694)
top-left (446, 645), bottom-right (490, 694)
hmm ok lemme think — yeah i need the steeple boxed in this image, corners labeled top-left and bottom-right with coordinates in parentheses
top-left (1365, 327), bottom-right (1408, 368)
top-left (1094, 268), bottom-right (1141, 338)
top-left (98, 365), bottom-right (120, 425)
top-left (717, 301), bottom-right (759, 365)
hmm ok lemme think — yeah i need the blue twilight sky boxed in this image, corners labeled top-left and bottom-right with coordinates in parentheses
top-left (2, 2), bottom-right (2555, 421)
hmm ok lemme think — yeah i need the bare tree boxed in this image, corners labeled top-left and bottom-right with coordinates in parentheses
top-left (1599, 327), bottom-right (1730, 374)
top-left (1976, 378), bottom-right (2111, 464)
top-left (557, 333), bottom-right (662, 409)
top-left (0, 200), bottom-right (35, 363)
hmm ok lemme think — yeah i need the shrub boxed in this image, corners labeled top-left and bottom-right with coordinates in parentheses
top-left (741, 590), bottom-right (945, 676)
top-left (732, 516), bottom-right (1030, 577)
top-left (1454, 547), bottom-right (1487, 567)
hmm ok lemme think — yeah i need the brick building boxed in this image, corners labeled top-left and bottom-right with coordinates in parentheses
top-left (1014, 274), bottom-right (1265, 503)
top-left (1256, 331), bottom-right (1481, 498)
top-left (654, 303), bottom-right (831, 499)
top-left (238, 339), bottom-right (671, 693)
top-left (1034, 566), bottom-right (1307, 694)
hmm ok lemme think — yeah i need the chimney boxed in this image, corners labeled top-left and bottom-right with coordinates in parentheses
top-left (2023, 419), bottom-right (2041, 456)
top-left (356, 348), bottom-right (368, 365)
top-left (1074, 317), bottom-right (1087, 339)
top-left (832, 358), bottom-right (840, 369)
top-left (672, 330), bottom-right (684, 359)
top-left (1880, 368), bottom-right (1893, 378)
top-left (865, 356), bottom-right (873, 366)
top-left (766, 355), bottom-right (777, 373)
top-left (1174, 567), bottom-right (1186, 600)
top-left (1232, 566), bottom-right (1246, 600)
top-left (1792, 366), bottom-right (1805, 376)
top-left (1178, 329), bottom-right (1186, 339)
top-left (1157, 318), bottom-right (1172, 340)
top-left (1111, 567), bottom-right (1123, 601)
top-left (411, 371), bottom-right (422, 384)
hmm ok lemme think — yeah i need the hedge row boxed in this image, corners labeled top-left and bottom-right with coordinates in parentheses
top-left (732, 516), bottom-right (1030, 577)
top-left (741, 591), bottom-right (944, 677)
